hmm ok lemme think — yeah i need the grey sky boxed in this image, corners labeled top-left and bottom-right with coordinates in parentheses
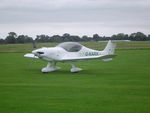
top-left (0, 0), bottom-right (150, 38)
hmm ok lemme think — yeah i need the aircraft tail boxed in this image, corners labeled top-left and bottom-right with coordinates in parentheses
top-left (103, 40), bottom-right (116, 55)
top-left (101, 40), bottom-right (130, 61)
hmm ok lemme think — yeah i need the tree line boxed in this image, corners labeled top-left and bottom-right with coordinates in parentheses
top-left (0, 32), bottom-right (150, 44)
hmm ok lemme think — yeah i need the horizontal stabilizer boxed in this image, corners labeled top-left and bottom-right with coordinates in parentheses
top-left (102, 58), bottom-right (112, 62)
top-left (100, 54), bottom-right (117, 59)
top-left (24, 53), bottom-right (38, 59)
top-left (101, 54), bottom-right (117, 62)
top-left (99, 40), bottom-right (130, 43)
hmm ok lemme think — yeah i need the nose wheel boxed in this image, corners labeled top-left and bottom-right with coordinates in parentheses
top-left (41, 61), bottom-right (61, 73)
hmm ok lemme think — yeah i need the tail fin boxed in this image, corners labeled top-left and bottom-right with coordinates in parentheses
top-left (103, 40), bottom-right (116, 55)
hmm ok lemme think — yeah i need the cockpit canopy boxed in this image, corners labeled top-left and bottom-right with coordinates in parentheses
top-left (57, 42), bottom-right (82, 52)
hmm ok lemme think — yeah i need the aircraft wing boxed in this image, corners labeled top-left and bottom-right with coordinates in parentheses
top-left (61, 54), bottom-right (117, 61)
top-left (24, 53), bottom-right (38, 59)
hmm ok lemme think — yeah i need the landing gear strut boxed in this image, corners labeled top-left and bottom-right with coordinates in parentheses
top-left (70, 62), bottom-right (82, 73)
top-left (41, 61), bottom-right (61, 73)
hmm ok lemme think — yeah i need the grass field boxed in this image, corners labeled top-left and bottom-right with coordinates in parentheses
top-left (0, 41), bottom-right (150, 113)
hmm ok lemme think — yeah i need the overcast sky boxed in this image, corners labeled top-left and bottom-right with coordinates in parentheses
top-left (0, 0), bottom-right (150, 38)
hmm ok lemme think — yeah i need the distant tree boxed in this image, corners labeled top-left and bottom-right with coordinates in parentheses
top-left (2, 31), bottom-right (149, 44)
top-left (148, 34), bottom-right (150, 40)
top-left (15, 35), bottom-right (33, 43)
top-left (103, 36), bottom-right (110, 40)
top-left (130, 32), bottom-right (147, 41)
top-left (93, 34), bottom-right (100, 41)
top-left (111, 35), bottom-right (117, 40)
top-left (52, 35), bottom-right (62, 42)
top-left (35, 35), bottom-right (40, 42)
top-left (116, 33), bottom-right (125, 40)
top-left (5, 36), bottom-right (16, 43)
top-left (24, 36), bottom-right (33, 43)
top-left (49, 36), bottom-right (55, 42)
top-left (130, 33), bottom-right (136, 40)
top-left (0, 39), bottom-right (5, 44)
top-left (35, 35), bottom-right (50, 43)
top-left (62, 33), bottom-right (70, 41)
top-left (5, 32), bottom-right (17, 44)
top-left (8, 32), bottom-right (17, 38)
top-left (16, 35), bottom-right (25, 43)
top-left (124, 34), bottom-right (129, 40)
top-left (111, 33), bottom-right (129, 40)
top-left (70, 35), bottom-right (81, 42)
top-left (81, 35), bottom-right (90, 42)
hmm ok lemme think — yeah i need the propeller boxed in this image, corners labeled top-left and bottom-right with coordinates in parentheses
top-left (30, 38), bottom-right (37, 66)
top-left (32, 39), bottom-right (36, 49)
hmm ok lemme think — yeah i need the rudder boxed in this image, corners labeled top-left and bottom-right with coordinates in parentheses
top-left (103, 40), bottom-right (116, 54)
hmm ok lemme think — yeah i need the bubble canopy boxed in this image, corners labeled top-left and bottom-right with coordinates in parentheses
top-left (57, 42), bottom-right (82, 52)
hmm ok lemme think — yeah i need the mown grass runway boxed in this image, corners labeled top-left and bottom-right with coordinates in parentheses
top-left (0, 42), bottom-right (150, 113)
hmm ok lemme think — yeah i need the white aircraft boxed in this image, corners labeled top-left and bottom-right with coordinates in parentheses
top-left (24, 40), bottom-right (124, 73)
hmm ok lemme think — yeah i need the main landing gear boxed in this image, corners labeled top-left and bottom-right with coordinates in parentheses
top-left (41, 61), bottom-right (82, 73)
top-left (41, 61), bottom-right (61, 73)
top-left (70, 61), bottom-right (82, 73)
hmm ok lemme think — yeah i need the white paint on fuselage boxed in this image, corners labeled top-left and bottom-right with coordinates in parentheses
top-left (32, 47), bottom-right (67, 61)
top-left (32, 45), bottom-right (106, 62)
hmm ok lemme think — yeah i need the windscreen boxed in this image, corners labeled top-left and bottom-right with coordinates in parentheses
top-left (57, 42), bottom-right (82, 52)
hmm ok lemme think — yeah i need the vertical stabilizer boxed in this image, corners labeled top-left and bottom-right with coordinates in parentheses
top-left (103, 40), bottom-right (116, 54)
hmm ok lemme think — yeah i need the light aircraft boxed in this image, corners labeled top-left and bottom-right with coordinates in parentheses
top-left (24, 40), bottom-right (128, 73)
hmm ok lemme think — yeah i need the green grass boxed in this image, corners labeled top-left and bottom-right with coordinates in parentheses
top-left (0, 42), bottom-right (150, 113)
top-left (0, 41), bottom-right (150, 52)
